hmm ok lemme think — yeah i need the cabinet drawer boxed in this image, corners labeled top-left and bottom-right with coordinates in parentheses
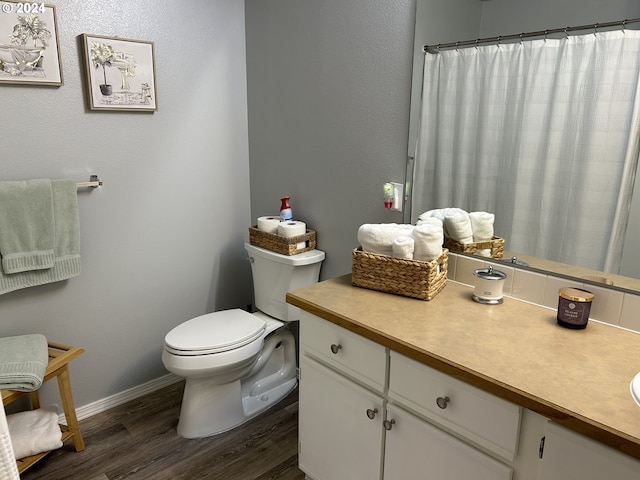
top-left (389, 351), bottom-right (521, 461)
top-left (300, 311), bottom-right (387, 392)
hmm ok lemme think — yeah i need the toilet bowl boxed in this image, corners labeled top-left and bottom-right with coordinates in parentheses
top-left (162, 243), bottom-right (324, 438)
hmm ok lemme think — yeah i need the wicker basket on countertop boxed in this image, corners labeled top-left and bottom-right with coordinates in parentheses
top-left (351, 247), bottom-right (448, 300)
top-left (443, 236), bottom-right (505, 259)
top-left (248, 226), bottom-right (316, 255)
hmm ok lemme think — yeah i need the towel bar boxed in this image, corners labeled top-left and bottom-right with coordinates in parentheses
top-left (76, 174), bottom-right (102, 189)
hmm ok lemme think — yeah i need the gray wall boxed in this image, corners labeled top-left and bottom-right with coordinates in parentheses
top-left (1, 0), bottom-right (252, 408)
top-left (245, 0), bottom-right (418, 280)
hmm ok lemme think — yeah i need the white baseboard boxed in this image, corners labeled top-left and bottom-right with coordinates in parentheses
top-left (61, 373), bottom-right (181, 423)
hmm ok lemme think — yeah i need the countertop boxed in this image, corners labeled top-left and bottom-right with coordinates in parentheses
top-left (286, 274), bottom-right (640, 460)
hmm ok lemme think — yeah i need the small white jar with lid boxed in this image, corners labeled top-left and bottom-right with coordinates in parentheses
top-left (472, 266), bottom-right (507, 304)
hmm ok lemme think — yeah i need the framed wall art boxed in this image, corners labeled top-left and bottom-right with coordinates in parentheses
top-left (0, 1), bottom-right (63, 86)
top-left (81, 34), bottom-right (157, 112)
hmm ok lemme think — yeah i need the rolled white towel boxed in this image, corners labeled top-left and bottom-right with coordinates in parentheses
top-left (470, 211), bottom-right (495, 257)
top-left (392, 236), bottom-right (415, 259)
top-left (443, 211), bottom-right (473, 243)
top-left (357, 223), bottom-right (414, 256)
top-left (6, 406), bottom-right (62, 459)
top-left (412, 223), bottom-right (443, 262)
top-left (469, 211), bottom-right (495, 241)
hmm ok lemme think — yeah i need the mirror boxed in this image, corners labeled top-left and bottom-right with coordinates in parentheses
top-left (407, 0), bottom-right (640, 294)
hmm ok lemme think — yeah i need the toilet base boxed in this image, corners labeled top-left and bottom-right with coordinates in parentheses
top-left (176, 328), bottom-right (297, 438)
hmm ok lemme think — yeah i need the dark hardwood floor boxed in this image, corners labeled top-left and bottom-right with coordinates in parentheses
top-left (20, 381), bottom-right (306, 480)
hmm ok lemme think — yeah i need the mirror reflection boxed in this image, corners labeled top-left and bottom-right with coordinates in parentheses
top-left (408, 0), bottom-right (640, 292)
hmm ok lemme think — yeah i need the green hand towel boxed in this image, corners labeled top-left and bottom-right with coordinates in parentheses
top-left (0, 180), bottom-right (80, 295)
top-left (0, 179), bottom-right (55, 273)
top-left (0, 334), bottom-right (48, 391)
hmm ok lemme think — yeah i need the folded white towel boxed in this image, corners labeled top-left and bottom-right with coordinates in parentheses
top-left (412, 223), bottom-right (443, 262)
top-left (469, 211), bottom-right (495, 257)
top-left (418, 209), bottom-right (444, 222)
top-left (443, 211), bottom-right (473, 243)
top-left (416, 216), bottom-right (443, 229)
top-left (357, 223), bottom-right (414, 256)
top-left (392, 236), bottom-right (415, 259)
top-left (6, 406), bottom-right (62, 459)
top-left (418, 207), bottom-right (467, 223)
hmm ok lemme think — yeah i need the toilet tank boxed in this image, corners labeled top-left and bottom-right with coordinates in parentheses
top-left (245, 243), bottom-right (325, 321)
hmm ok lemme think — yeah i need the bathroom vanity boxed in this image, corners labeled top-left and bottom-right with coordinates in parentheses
top-left (286, 275), bottom-right (640, 480)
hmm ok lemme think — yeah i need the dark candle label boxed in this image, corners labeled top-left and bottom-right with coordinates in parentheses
top-left (557, 297), bottom-right (591, 328)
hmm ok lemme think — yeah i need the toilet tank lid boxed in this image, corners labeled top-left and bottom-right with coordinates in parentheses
top-left (245, 242), bottom-right (325, 266)
top-left (165, 309), bottom-right (266, 352)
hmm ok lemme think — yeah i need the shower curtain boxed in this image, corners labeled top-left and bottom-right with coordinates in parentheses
top-left (412, 29), bottom-right (640, 272)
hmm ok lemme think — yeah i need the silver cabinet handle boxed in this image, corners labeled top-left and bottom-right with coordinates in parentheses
top-left (383, 419), bottom-right (396, 431)
top-left (330, 344), bottom-right (342, 354)
top-left (366, 408), bottom-right (378, 420)
top-left (436, 396), bottom-right (451, 409)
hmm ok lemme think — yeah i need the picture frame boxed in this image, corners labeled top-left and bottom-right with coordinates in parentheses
top-left (0, 1), bottom-right (63, 86)
top-left (81, 34), bottom-right (157, 112)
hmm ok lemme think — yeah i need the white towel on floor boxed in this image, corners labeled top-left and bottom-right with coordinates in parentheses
top-left (412, 223), bottom-right (443, 262)
top-left (6, 406), bottom-right (62, 459)
top-left (470, 211), bottom-right (495, 257)
top-left (443, 211), bottom-right (473, 244)
top-left (392, 236), bottom-right (415, 259)
top-left (357, 223), bottom-right (414, 256)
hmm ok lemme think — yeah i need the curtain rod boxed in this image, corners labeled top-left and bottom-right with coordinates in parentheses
top-left (424, 17), bottom-right (640, 53)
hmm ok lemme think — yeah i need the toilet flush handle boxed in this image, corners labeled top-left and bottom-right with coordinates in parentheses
top-left (330, 344), bottom-right (342, 354)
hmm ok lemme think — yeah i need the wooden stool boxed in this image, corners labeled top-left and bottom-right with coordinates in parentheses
top-left (2, 342), bottom-right (85, 474)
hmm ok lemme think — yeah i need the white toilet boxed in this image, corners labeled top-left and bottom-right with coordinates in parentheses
top-left (162, 242), bottom-right (325, 438)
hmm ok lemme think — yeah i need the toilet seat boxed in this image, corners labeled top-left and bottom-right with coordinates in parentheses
top-left (164, 309), bottom-right (266, 356)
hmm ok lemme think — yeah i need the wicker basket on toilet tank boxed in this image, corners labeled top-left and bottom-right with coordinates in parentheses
top-left (248, 226), bottom-right (316, 255)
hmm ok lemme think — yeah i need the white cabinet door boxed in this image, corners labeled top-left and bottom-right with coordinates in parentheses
top-left (383, 405), bottom-right (513, 480)
top-left (299, 356), bottom-right (385, 480)
top-left (539, 422), bottom-right (640, 480)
